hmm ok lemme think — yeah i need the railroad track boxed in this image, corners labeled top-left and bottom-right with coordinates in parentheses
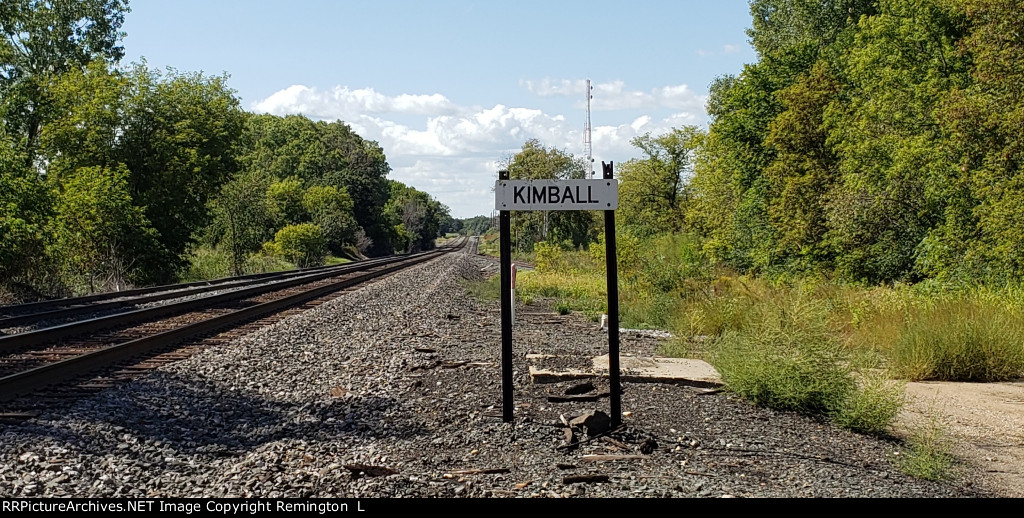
top-left (0, 238), bottom-right (465, 406)
top-left (0, 255), bottom-right (398, 331)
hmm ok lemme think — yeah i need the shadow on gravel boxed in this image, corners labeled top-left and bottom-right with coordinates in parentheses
top-left (14, 371), bottom-right (427, 456)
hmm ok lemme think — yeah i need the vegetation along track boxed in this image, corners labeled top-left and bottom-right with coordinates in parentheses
top-left (0, 260), bottom-right (376, 331)
top-left (0, 238), bottom-right (465, 405)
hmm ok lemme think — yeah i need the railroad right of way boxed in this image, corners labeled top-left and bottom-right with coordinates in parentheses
top-left (0, 247), bottom-right (989, 498)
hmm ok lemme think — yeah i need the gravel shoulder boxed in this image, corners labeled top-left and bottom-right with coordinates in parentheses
top-left (895, 380), bottom-right (1024, 497)
top-left (0, 250), bottom-right (989, 498)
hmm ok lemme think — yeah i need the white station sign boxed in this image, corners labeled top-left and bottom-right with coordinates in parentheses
top-left (494, 179), bottom-right (618, 211)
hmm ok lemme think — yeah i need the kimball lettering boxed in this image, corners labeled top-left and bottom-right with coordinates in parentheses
top-left (512, 184), bottom-right (599, 205)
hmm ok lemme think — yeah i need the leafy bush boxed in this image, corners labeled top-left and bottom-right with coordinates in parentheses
top-left (264, 223), bottom-right (326, 268)
top-left (534, 241), bottom-right (562, 272)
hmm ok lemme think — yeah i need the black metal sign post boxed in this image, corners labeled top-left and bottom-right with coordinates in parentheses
top-left (495, 166), bottom-right (620, 427)
top-left (498, 169), bottom-right (514, 423)
top-left (602, 161), bottom-right (621, 427)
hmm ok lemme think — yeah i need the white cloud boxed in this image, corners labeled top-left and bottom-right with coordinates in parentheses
top-left (630, 115), bottom-right (651, 132)
top-left (723, 44), bottom-right (740, 54)
top-left (519, 78), bottom-right (588, 97)
top-left (252, 81), bottom-right (709, 217)
top-left (253, 85), bottom-right (459, 120)
top-left (521, 78), bottom-right (706, 113)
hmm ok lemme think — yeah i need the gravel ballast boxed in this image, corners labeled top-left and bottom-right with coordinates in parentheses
top-left (0, 249), bottom-right (987, 497)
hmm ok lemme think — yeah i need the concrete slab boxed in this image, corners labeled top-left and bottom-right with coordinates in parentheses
top-left (592, 354), bottom-right (722, 387)
top-left (528, 355), bottom-right (722, 388)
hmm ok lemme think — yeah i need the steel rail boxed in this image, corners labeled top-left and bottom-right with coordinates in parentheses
top-left (0, 245), bottom-right (458, 355)
top-left (0, 241), bottom-right (462, 401)
top-left (0, 261), bottom-right (384, 329)
top-left (0, 255), bottom-right (384, 319)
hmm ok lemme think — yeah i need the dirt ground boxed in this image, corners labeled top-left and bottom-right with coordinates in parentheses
top-left (895, 380), bottom-right (1024, 497)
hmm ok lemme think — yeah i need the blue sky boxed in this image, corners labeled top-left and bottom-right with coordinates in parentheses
top-left (121, 1), bottom-right (757, 218)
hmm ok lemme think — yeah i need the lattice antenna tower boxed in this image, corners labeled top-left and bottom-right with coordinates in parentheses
top-left (584, 79), bottom-right (594, 178)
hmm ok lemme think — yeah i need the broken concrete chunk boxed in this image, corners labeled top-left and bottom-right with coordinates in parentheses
top-left (569, 410), bottom-right (611, 436)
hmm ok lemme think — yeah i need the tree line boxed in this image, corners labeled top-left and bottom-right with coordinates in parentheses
top-left (484, 0), bottom-right (1024, 286)
top-left (687, 0), bottom-right (1024, 284)
top-left (1, 1), bottom-right (450, 299)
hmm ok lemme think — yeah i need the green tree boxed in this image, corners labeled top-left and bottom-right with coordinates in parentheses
top-left (748, 0), bottom-right (877, 58)
top-left (763, 61), bottom-right (841, 270)
top-left (688, 63), bottom-right (786, 271)
top-left (117, 64), bottom-right (245, 283)
top-left (618, 127), bottom-right (704, 236)
top-left (266, 176), bottom-right (306, 227)
top-left (36, 60), bottom-right (126, 179)
top-left (0, 0), bottom-right (129, 167)
top-left (825, 0), bottom-right (968, 282)
top-left (303, 184), bottom-right (359, 255)
top-left (0, 140), bottom-right (53, 289)
top-left (383, 180), bottom-right (446, 253)
top-left (937, 0), bottom-right (1024, 279)
top-left (459, 215), bottom-right (494, 236)
top-left (505, 139), bottom-right (595, 251)
top-left (237, 114), bottom-right (390, 254)
top-left (207, 169), bottom-right (274, 276)
top-left (52, 164), bottom-right (156, 293)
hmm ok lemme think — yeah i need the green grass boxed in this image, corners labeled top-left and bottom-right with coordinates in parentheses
top-left (898, 415), bottom-right (956, 481)
top-left (463, 230), bottom-right (1024, 438)
top-left (181, 246), bottom-right (233, 282)
top-left (182, 246), bottom-right (296, 282)
top-left (704, 290), bottom-right (905, 434)
top-left (832, 371), bottom-right (906, 435)
top-left (464, 275), bottom-right (501, 301)
top-left (707, 292), bottom-right (856, 415)
top-left (885, 296), bottom-right (1024, 382)
top-left (325, 255), bottom-right (351, 265)
top-left (514, 269), bottom-right (608, 318)
top-left (554, 300), bottom-right (572, 315)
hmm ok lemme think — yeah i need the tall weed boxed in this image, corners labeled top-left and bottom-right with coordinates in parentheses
top-left (887, 297), bottom-right (1024, 381)
top-left (708, 292), bottom-right (857, 415)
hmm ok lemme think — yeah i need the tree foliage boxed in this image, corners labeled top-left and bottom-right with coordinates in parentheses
top-left (619, 127), bottom-right (703, 237)
top-left (0, 0), bottom-right (128, 166)
top-left (684, 0), bottom-right (1024, 283)
top-left (0, 4), bottom-right (441, 298)
top-left (52, 164), bottom-right (156, 293)
top-left (265, 223), bottom-right (326, 268)
top-left (458, 215), bottom-right (494, 236)
top-left (505, 139), bottom-right (596, 251)
top-left (383, 180), bottom-right (449, 253)
top-left (236, 114), bottom-right (392, 254)
top-left (117, 65), bottom-right (245, 282)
